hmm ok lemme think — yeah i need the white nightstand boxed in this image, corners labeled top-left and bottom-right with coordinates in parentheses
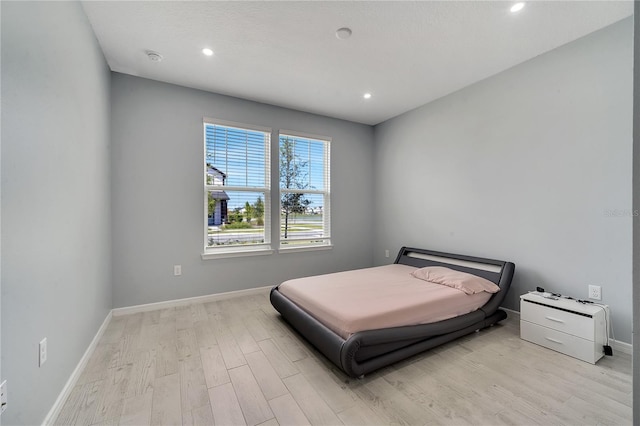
top-left (520, 292), bottom-right (608, 364)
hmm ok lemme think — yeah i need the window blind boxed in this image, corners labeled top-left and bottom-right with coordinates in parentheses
top-left (279, 133), bottom-right (331, 247)
top-left (204, 120), bottom-right (271, 250)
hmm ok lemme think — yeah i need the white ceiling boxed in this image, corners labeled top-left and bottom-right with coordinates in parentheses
top-left (82, 1), bottom-right (633, 126)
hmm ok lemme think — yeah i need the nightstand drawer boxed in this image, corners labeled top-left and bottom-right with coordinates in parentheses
top-left (521, 300), bottom-right (593, 340)
top-left (520, 320), bottom-right (601, 363)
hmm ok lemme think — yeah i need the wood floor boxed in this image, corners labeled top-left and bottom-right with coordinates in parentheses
top-left (55, 290), bottom-right (632, 425)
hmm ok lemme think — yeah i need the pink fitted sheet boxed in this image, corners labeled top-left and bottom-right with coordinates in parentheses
top-left (278, 264), bottom-right (492, 339)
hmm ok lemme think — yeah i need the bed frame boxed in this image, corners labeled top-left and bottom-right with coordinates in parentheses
top-left (270, 246), bottom-right (515, 378)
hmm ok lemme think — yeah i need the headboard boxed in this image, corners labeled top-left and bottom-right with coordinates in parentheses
top-left (395, 246), bottom-right (515, 314)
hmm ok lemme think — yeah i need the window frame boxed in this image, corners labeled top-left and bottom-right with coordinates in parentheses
top-left (201, 118), bottom-right (273, 260)
top-left (278, 130), bottom-right (331, 252)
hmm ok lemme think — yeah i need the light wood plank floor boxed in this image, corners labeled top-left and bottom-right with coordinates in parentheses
top-left (55, 290), bottom-right (632, 425)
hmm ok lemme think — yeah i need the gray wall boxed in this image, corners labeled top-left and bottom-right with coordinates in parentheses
top-left (0, 0), bottom-right (3, 413)
top-left (632, 3), bottom-right (639, 424)
top-left (373, 18), bottom-right (633, 343)
top-left (1, 2), bottom-right (112, 425)
top-left (111, 74), bottom-right (374, 308)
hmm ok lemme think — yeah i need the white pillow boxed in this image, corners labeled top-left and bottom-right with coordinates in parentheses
top-left (410, 266), bottom-right (500, 295)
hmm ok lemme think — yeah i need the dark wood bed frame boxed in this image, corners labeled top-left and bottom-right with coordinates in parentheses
top-left (270, 246), bottom-right (515, 378)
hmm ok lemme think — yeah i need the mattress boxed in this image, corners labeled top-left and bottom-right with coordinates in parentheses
top-left (277, 264), bottom-right (492, 339)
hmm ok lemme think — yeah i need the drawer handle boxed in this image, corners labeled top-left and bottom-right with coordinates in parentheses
top-left (545, 337), bottom-right (563, 344)
top-left (545, 316), bottom-right (565, 324)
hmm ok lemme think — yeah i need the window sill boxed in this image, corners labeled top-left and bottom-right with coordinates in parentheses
top-left (278, 244), bottom-right (333, 254)
top-left (201, 248), bottom-right (274, 260)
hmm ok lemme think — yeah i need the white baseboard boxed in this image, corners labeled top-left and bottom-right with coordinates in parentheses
top-left (500, 306), bottom-right (519, 316)
top-left (612, 339), bottom-right (632, 355)
top-left (42, 311), bottom-right (113, 425)
top-left (111, 285), bottom-right (273, 317)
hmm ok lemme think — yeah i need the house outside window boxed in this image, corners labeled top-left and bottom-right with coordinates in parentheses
top-left (279, 132), bottom-right (331, 249)
top-left (203, 118), bottom-right (271, 257)
top-left (207, 166), bottom-right (228, 226)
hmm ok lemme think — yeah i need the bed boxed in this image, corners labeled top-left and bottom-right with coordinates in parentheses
top-left (270, 246), bottom-right (515, 378)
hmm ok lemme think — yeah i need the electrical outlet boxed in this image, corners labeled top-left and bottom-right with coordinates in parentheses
top-left (588, 285), bottom-right (602, 300)
top-left (1, 380), bottom-right (7, 414)
top-left (173, 265), bottom-right (182, 276)
top-left (39, 338), bottom-right (47, 367)
top-left (385, 249), bottom-right (390, 258)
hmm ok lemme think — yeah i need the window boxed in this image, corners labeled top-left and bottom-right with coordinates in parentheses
top-left (203, 119), bottom-right (271, 256)
top-left (279, 132), bottom-right (331, 249)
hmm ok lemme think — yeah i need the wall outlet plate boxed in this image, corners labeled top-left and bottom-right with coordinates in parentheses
top-left (39, 338), bottom-right (47, 367)
top-left (173, 265), bottom-right (182, 276)
top-left (588, 285), bottom-right (602, 300)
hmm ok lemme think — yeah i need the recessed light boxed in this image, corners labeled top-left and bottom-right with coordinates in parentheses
top-left (336, 27), bottom-right (352, 40)
top-left (510, 2), bottom-right (525, 13)
top-left (202, 48), bottom-right (214, 56)
top-left (363, 93), bottom-right (372, 100)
